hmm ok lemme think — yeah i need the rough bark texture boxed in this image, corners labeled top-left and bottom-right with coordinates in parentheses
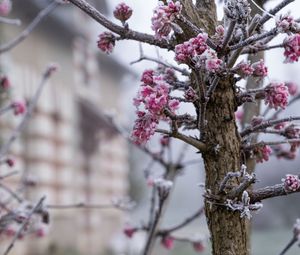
top-left (201, 76), bottom-right (249, 255)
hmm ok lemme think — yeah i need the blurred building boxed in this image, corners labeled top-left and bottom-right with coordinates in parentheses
top-left (0, 1), bottom-right (131, 254)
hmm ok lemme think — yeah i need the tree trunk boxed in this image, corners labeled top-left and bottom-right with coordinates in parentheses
top-left (201, 76), bottom-right (250, 255)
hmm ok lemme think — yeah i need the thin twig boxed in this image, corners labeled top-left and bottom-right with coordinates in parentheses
top-left (68, 0), bottom-right (172, 49)
top-left (0, 17), bottom-right (21, 26)
top-left (0, 1), bottom-right (59, 54)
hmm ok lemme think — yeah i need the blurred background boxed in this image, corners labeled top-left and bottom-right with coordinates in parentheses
top-left (0, 0), bottom-right (300, 254)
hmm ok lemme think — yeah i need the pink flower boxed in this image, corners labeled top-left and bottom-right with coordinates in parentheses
top-left (97, 32), bottom-right (116, 54)
top-left (184, 86), bottom-right (198, 102)
top-left (113, 2), bottom-right (133, 23)
top-left (175, 34), bottom-right (208, 64)
top-left (276, 13), bottom-right (299, 33)
top-left (283, 124), bottom-right (300, 139)
top-left (0, 75), bottom-right (10, 89)
top-left (264, 82), bottom-right (289, 110)
top-left (285, 81), bottom-right (298, 96)
top-left (234, 61), bottom-right (254, 77)
top-left (35, 228), bottom-right (46, 238)
top-left (284, 34), bottom-right (300, 63)
top-left (12, 101), bottom-right (26, 115)
top-left (160, 135), bottom-right (170, 147)
top-left (252, 60), bottom-right (268, 78)
top-left (161, 236), bottom-right (174, 250)
top-left (141, 69), bottom-right (155, 85)
top-left (123, 226), bottom-right (136, 238)
top-left (254, 145), bottom-right (272, 163)
top-left (5, 158), bottom-right (15, 167)
top-left (283, 174), bottom-right (300, 192)
top-left (211, 25), bottom-right (224, 46)
top-left (168, 99), bottom-right (180, 112)
top-left (193, 242), bottom-right (205, 252)
top-left (151, 1), bottom-right (182, 39)
top-left (131, 112), bottom-right (159, 145)
top-left (0, 0), bottom-right (12, 16)
top-left (204, 53), bottom-right (222, 73)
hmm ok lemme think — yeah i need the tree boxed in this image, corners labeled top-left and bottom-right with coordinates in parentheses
top-left (1, 0), bottom-right (300, 255)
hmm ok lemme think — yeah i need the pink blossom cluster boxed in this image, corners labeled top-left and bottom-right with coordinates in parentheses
top-left (0, 0), bottom-right (12, 16)
top-left (151, 1), bottom-right (182, 39)
top-left (175, 33), bottom-right (208, 64)
top-left (254, 145), bottom-right (272, 163)
top-left (285, 81), bottom-right (298, 96)
top-left (113, 2), bottom-right (133, 23)
top-left (200, 50), bottom-right (223, 73)
top-left (252, 60), bottom-right (268, 78)
top-left (97, 32), bottom-right (116, 54)
top-left (234, 61), bottom-right (254, 77)
top-left (276, 13), bottom-right (299, 33)
top-left (283, 124), bottom-right (300, 139)
top-left (282, 174), bottom-right (300, 192)
top-left (284, 34), bottom-right (300, 63)
top-left (264, 82), bottom-right (289, 110)
top-left (131, 74), bottom-right (180, 145)
top-left (12, 101), bottom-right (26, 115)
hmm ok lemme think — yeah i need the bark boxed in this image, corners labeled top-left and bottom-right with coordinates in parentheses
top-left (201, 76), bottom-right (249, 255)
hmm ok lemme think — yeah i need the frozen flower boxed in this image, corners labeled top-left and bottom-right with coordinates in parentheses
top-left (264, 82), bottom-right (289, 110)
top-left (141, 69), bottom-right (155, 85)
top-left (131, 112), bottom-right (159, 145)
top-left (282, 174), bottom-right (300, 192)
top-left (283, 124), bottom-right (300, 139)
top-left (254, 145), bottom-right (272, 163)
top-left (0, 0), bottom-right (12, 16)
top-left (211, 25), bottom-right (224, 46)
top-left (161, 236), bottom-right (174, 250)
top-left (175, 33), bottom-right (208, 64)
top-left (12, 101), bottom-right (26, 115)
top-left (276, 13), bottom-right (299, 33)
top-left (113, 2), bottom-right (133, 23)
top-left (151, 1), bottom-right (182, 39)
top-left (97, 32), bottom-right (116, 54)
top-left (284, 34), bottom-right (300, 63)
top-left (285, 81), bottom-right (298, 96)
top-left (234, 61), bottom-right (254, 77)
top-left (252, 59), bottom-right (268, 78)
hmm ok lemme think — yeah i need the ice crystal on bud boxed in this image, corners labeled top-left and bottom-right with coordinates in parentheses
top-left (97, 32), bottom-right (116, 54)
top-left (0, 0), bottom-right (12, 16)
top-left (282, 174), bottom-right (300, 192)
top-left (161, 236), bottom-right (174, 250)
top-left (113, 2), bottom-right (133, 23)
top-left (254, 145), bottom-right (272, 163)
top-left (264, 82), bottom-right (289, 110)
top-left (151, 1), bottom-right (182, 39)
top-left (251, 60), bottom-right (268, 78)
top-left (284, 34), bottom-right (300, 63)
top-left (276, 13), bottom-right (299, 33)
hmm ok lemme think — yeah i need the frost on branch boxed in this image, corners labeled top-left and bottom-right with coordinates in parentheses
top-left (151, 1), bottom-right (182, 39)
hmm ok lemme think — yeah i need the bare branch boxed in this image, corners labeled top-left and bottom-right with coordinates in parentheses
top-left (0, 17), bottom-right (21, 26)
top-left (0, 1), bottom-right (59, 54)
